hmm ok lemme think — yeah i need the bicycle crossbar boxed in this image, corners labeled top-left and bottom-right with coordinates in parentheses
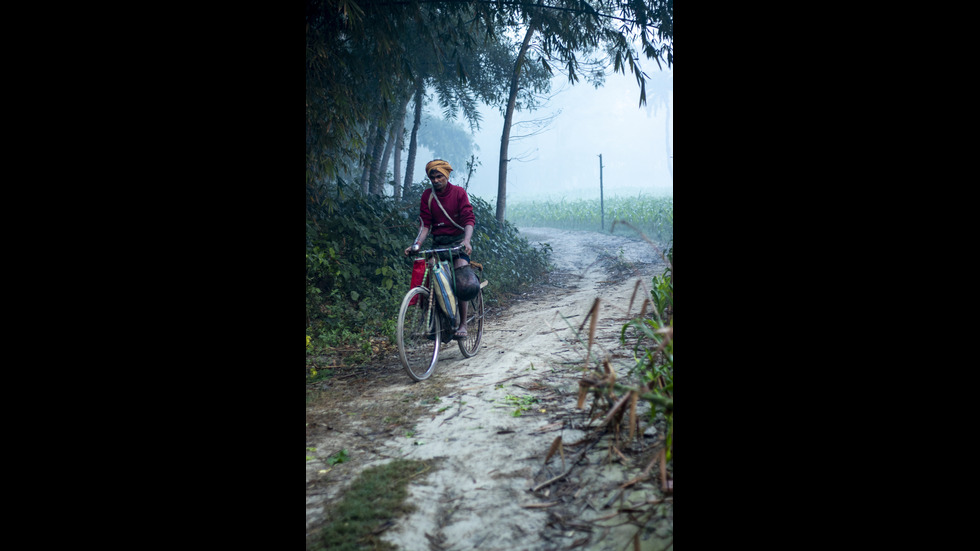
top-left (414, 245), bottom-right (464, 258)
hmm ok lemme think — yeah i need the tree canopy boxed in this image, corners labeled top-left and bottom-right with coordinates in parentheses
top-left (306, 0), bottom-right (673, 222)
top-left (417, 115), bottom-right (479, 172)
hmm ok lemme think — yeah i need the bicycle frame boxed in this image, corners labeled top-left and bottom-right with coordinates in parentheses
top-left (398, 243), bottom-right (485, 381)
top-left (413, 245), bottom-right (464, 337)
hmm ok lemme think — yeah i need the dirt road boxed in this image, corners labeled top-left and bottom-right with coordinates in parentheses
top-left (306, 227), bottom-right (672, 550)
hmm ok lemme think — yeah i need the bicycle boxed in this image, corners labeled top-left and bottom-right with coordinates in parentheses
top-left (397, 244), bottom-right (486, 381)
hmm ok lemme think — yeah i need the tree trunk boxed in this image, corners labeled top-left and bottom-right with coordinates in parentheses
top-left (496, 24), bottom-right (537, 226)
top-left (368, 123), bottom-right (386, 195)
top-left (377, 124), bottom-right (396, 195)
top-left (403, 78), bottom-right (424, 199)
top-left (379, 95), bottom-right (410, 198)
top-left (665, 90), bottom-right (672, 186)
top-left (393, 108), bottom-right (406, 200)
top-left (463, 154), bottom-right (476, 190)
top-left (360, 119), bottom-right (379, 194)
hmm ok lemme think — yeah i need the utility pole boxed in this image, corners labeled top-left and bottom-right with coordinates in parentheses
top-left (598, 154), bottom-right (605, 230)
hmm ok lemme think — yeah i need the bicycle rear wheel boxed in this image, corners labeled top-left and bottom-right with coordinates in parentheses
top-left (458, 287), bottom-right (484, 357)
top-left (397, 287), bottom-right (441, 381)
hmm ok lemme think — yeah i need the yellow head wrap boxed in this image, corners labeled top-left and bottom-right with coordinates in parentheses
top-left (425, 159), bottom-right (453, 180)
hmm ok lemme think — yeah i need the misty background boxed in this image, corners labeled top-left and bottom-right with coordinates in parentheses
top-left (401, 67), bottom-right (672, 205)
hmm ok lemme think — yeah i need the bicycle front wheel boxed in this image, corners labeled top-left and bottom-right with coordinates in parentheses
top-left (397, 287), bottom-right (441, 381)
top-left (458, 287), bottom-right (484, 357)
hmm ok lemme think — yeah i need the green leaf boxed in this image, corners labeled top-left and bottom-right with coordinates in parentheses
top-left (327, 449), bottom-right (349, 465)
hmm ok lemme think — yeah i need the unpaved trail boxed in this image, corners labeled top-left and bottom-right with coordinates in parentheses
top-left (306, 227), bottom-right (673, 550)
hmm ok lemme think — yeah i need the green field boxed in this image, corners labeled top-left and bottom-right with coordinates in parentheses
top-left (506, 194), bottom-right (673, 244)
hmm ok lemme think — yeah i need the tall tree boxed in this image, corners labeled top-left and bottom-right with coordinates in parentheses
top-left (403, 79), bottom-right (425, 198)
top-left (418, 115), bottom-right (478, 169)
top-left (307, 0), bottom-right (673, 223)
top-left (374, 95), bottom-right (410, 196)
top-left (358, 119), bottom-right (379, 194)
top-left (491, 0), bottom-right (673, 225)
top-left (496, 21), bottom-right (539, 225)
top-left (392, 104), bottom-right (408, 199)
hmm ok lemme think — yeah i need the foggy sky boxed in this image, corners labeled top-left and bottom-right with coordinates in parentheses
top-left (412, 67), bottom-right (672, 204)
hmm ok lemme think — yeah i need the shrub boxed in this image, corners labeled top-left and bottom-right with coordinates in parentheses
top-left (306, 188), bottom-right (552, 365)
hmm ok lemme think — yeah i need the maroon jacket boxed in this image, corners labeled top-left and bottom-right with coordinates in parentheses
top-left (420, 182), bottom-right (475, 237)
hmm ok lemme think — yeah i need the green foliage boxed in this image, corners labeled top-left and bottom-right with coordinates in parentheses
top-left (306, 0), bottom-right (673, 203)
top-left (307, 366), bottom-right (331, 383)
top-left (417, 115), bottom-right (477, 166)
top-left (507, 194), bottom-right (673, 244)
top-left (306, 190), bottom-right (552, 364)
top-left (620, 248), bottom-right (673, 461)
top-left (306, 192), bottom-right (415, 366)
top-left (327, 449), bottom-right (350, 465)
top-left (650, 268), bottom-right (672, 322)
top-left (308, 459), bottom-right (430, 551)
top-left (500, 394), bottom-right (540, 417)
top-left (622, 318), bottom-right (672, 390)
top-left (467, 196), bottom-right (553, 303)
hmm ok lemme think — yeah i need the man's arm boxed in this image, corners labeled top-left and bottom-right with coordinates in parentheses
top-left (404, 221), bottom-right (430, 256)
top-left (461, 224), bottom-right (473, 256)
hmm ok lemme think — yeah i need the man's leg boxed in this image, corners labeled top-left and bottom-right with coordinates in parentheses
top-left (455, 258), bottom-right (469, 337)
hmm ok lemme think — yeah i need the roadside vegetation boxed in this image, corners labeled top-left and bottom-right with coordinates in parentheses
top-left (508, 211), bottom-right (671, 545)
top-left (306, 184), bottom-right (552, 379)
top-left (495, 190), bottom-right (676, 541)
top-left (306, 0), bottom-right (670, 381)
top-left (507, 194), bottom-right (673, 244)
top-left (306, 2), bottom-right (673, 546)
top-left (572, 230), bottom-right (673, 544)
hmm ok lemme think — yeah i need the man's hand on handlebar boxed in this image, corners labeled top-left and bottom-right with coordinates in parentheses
top-left (404, 244), bottom-right (469, 257)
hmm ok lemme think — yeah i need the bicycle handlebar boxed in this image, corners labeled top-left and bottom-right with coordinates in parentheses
top-left (412, 244), bottom-right (464, 257)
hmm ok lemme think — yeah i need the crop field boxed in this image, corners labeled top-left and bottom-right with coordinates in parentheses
top-left (506, 194), bottom-right (673, 244)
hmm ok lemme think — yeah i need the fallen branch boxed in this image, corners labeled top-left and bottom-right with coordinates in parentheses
top-left (531, 435), bottom-right (602, 492)
top-left (521, 501), bottom-right (560, 509)
top-left (530, 422), bottom-right (563, 434)
top-left (611, 445), bottom-right (630, 465)
top-left (494, 374), bottom-right (531, 385)
top-left (543, 436), bottom-right (562, 463)
top-left (603, 488), bottom-right (624, 509)
top-left (599, 392), bottom-right (632, 428)
top-left (439, 402), bottom-right (468, 426)
top-left (619, 442), bottom-right (664, 489)
top-left (439, 409), bottom-right (462, 426)
top-left (658, 447), bottom-right (671, 494)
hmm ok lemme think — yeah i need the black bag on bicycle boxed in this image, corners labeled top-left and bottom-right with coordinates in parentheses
top-left (454, 265), bottom-right (480, 301)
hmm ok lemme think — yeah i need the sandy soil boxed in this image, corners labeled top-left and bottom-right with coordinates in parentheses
top-left (306, 227), bottom-right (673, 550)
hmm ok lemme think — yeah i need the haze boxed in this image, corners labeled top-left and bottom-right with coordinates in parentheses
top-left (411, 67), bottom-right (673, 204)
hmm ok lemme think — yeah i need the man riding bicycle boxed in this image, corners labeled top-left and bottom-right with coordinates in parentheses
top-left (403, 159), bottom-right (477, 340)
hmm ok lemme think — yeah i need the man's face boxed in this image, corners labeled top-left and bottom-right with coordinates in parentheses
top-left (428, 171), bottom-right (448, 191)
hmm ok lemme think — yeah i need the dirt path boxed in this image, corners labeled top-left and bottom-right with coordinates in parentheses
top-left (306, 227), bottom-right (673, 550)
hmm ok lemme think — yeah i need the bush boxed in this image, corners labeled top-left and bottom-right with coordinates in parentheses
top-left (306, 188), bottom-right (552, 366)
